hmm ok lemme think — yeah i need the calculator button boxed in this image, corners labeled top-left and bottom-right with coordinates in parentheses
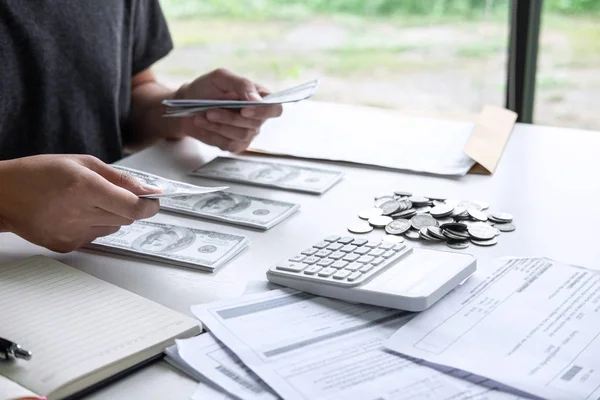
top-left (360, 264), bottom-right (374, 273)
top-left (382, 250), bottom-right (395, 259)
top-left (379, 242), bottom-right (394, 250)
top-left (333, 270), bottom-right (352, 280)
top-left (301, 248), bottom-right (318, 256)
top-left (329, 251), bottom-right (346, 260)
top-left (338, 237), bottom-right (354, 244)
top-left (371, 257), bottom-right (385, 266)
top-left (331, 260), bottom-right (349, 269)
top-left (357, 255), bottom-right (375, 264)
top-left (325, 235), bottom-right (341, 242)
top-left (316, 258), bottom-right (334, 267)
top-left (345, 262), bottom-right (362, 271)
top-left (303, 256), bottom-right (320, 265)
top-left (393, 243), bottom-right (407, 251)
top-left (289, 255), bottom-right (306, 262)
top-left (327, 243), bottom-right (343, 251)
top-left (304, 265), bottom-right (322, 275)
top-left (347, 271), bottom-right (362, 282)
top-left (365, 241), bottom-right (379, 248)
top-left (276, 262), bottom-right (306, 273)
top-left (369, 248), bottom-right (385, 257)
top-left (353, 239), bottom-right (368, 246)
top-left (315, 250), bottom-right (332, 258)
top-left (354, 247), bottom-right (371, 255)
top-left (342, 253), bottom-right (360, 262)
top-left (341, 245), bottom-right (357, 253)
top-left (314, 241), bottom-right (329, 249)
top-left (318, 268), bottom-right (336, 277)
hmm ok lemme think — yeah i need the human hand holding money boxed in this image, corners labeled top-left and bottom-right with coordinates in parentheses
top-left (0, 155), bottom-right (161, 253)
top-left (171, 68), bottom-right (285, 153)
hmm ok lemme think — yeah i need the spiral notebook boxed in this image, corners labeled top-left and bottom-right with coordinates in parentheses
top-left (0, 256), bottom-right (201, 400)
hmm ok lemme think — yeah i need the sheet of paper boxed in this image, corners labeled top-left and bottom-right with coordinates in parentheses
top-left (249, 101), bottom-right (478, 176)
top-left (192, 383), bottom-right (234, 400)
top-left (177, 333), bottom-right (279, 400)
top-left (385, 257), bottom-right (600, 400)
top-left (192, 289), bottom-right (528, 400)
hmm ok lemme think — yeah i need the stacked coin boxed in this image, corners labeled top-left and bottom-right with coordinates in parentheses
top-left (349, 192), bottom-right (515, 249)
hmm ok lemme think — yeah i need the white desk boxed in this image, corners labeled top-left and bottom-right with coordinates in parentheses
top-left (1, 121), bottom-right (600, 399)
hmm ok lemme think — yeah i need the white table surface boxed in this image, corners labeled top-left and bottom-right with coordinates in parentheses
top-left (1, 120), bottom-right (599, 399)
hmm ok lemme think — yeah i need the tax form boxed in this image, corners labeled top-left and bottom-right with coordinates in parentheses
top-left (385, 257), bottom-right (600, 400)
top-left (192, 289), bottom-right (527, 400)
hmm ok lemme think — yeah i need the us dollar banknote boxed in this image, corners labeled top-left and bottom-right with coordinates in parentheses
top-left (113, 165), bottom-right (228, 199)
top-left (88, 220), bottom-right (249, 272)
top-left (189, 156), bottom-right (343, 194)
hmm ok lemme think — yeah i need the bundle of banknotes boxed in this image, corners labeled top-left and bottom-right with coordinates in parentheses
top-left (190, 156), bottom-right (344, 195)
top-left (162, 79), bottom-right (320, 117)
top-left (87, 220), bottom-right (249, 272)
top-left (114, 166), bottom-right (300, 230)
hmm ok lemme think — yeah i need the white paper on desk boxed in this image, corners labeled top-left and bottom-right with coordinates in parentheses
top-left (192, 289), bottom-right (529, 400)
top-left (385, 257), bottom-right (600, 400)
top-left (177, 333), bottom-right (279, 400)
top-left (250, 101), bottom-right (477, 176)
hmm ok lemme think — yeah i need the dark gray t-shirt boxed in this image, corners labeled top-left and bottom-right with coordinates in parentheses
top-left (0, 0), bottom-right (173, 162)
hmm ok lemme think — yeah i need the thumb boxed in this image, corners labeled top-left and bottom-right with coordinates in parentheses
top-left (82, 158), bottom-right (163, 196)
top-left (213, 68), bottom-right (262, 102)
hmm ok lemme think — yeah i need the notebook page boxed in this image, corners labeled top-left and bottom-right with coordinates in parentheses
top-left (0, 375), bottom-right (40, 399)
top-left (0, 256), bottom-right (200, 397)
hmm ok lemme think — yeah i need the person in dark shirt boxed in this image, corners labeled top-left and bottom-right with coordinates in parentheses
top-left (0, 0), bottom-right (282, 252)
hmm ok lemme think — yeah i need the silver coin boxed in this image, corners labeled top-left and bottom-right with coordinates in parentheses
top-left (394, 191), bottom-right (412, 197)
top-left (409, 195), bottom-right (430, 205)
top-left (471, 237), bottom-right (498, 246)
top-left (385, 219), bottom-right (412, 235)
top-left (392, 209), bottom-right (417, 219)
top-left (468, 224), bottom-right (496, 241)
top-left (415, 206), bottom-right (432, 214)
top-left (447, 240), bottom-right (470, 249)
top-left (458, 200), bottom-right (483, 211)
top-left (382, 235), bottom-right (405, 244)
top-left (427, 195), bottom-right (447, 201)
top-left (430, 204), bottom-right (454, 218)
top-left (451, 206), bottom-right (466, 217)
top-left (347, 221), bottom-right (374, 234)
top-left (358, 207), bottom-right (383, 220)
top-left (405, 229), bottom-right (421, 240)
top-left (397, 200), bottom-right (413, 212)
top-left (375, 193), bottom-right (394, 200)
top-left (468, 209), bottom-right (488, 222)
top-left (427, 226), bottom-right (446, 240)
top-left (411, 214), bottom-right (438, 230)
top-left (436, 217), bottom-right (455, 225)
top-left (368, 215), bottom-right (393, 228)
top-left (445, 199), bottom-right (460, 207)
top-left (474, 200), bottom-right (490, 210)
top-left (419, 228), bottom-right (440, 241)
top-left (495, 223), bottom-right (516, 232)
top-left (379, 199), bottom-right (402, 216)
top-left (374, 197), bottom-right (395, 208)
top-left (443, 230), bottom-right (470, 240)
top-left (492, 212), bottom-right (513, 222)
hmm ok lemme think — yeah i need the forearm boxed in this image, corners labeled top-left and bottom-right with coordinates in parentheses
top-left (128, 80), bottom-right (184, 150)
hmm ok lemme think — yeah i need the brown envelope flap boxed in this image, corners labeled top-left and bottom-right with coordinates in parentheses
top-left (464, 106), bottom-right (518, 174)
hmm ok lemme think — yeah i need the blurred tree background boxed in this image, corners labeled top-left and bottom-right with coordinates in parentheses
top-left (155, 0), bottom-right (600, 129)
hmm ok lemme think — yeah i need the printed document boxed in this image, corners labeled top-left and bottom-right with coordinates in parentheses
top-left (192, 289), bottom-right (526, 400)
top-left (385, 257), bottom-right (600, 400)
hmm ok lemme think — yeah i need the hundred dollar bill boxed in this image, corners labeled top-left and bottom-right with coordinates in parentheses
top-left (189, 157), bottom-right (343, 194)
top-left (159, 191), bottom-right (300, 230)
top-left (113, 165), bottom-right (228, 199)
top-left (87, 220), bottom-right (249, 271)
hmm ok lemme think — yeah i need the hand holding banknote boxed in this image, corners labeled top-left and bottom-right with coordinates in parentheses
top-left (175, 68), bottom-right (284, 153)
top-left (0, 155), bottom-right (161, 253)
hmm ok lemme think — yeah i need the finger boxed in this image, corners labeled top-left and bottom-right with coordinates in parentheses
top-left (79, 156), bottom-right (162, 196)
top-left (79, 226), bottom-right (123, 247)
top-left (210, 68), bottom-right (262, 101)
top-left (240, 104), bottom-right (283, 120)
top-left (89, 208), bottom-right (134, 227)
top-left (229, 138), bottom-right (254, 154)
top-left (192, 114), bottom-right (258, 142)
top-left (84, 172), bottom-right (161, 220)
top-left (188, 129), bottom-right (239, 152)
top-left (204, 109), bottom-right (262, 130)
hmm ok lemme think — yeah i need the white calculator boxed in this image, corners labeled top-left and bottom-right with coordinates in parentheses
top-left (266, 235), bottom-right (476, 311)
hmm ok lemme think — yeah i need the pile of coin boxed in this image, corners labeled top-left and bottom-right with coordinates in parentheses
top-left (347, 191), bottom-right (515, 249)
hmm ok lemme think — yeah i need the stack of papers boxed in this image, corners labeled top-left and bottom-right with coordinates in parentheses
top-left (163, 80), bottom-right (320, 117)
top-left (88, 220), bottom-right (248, 272)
